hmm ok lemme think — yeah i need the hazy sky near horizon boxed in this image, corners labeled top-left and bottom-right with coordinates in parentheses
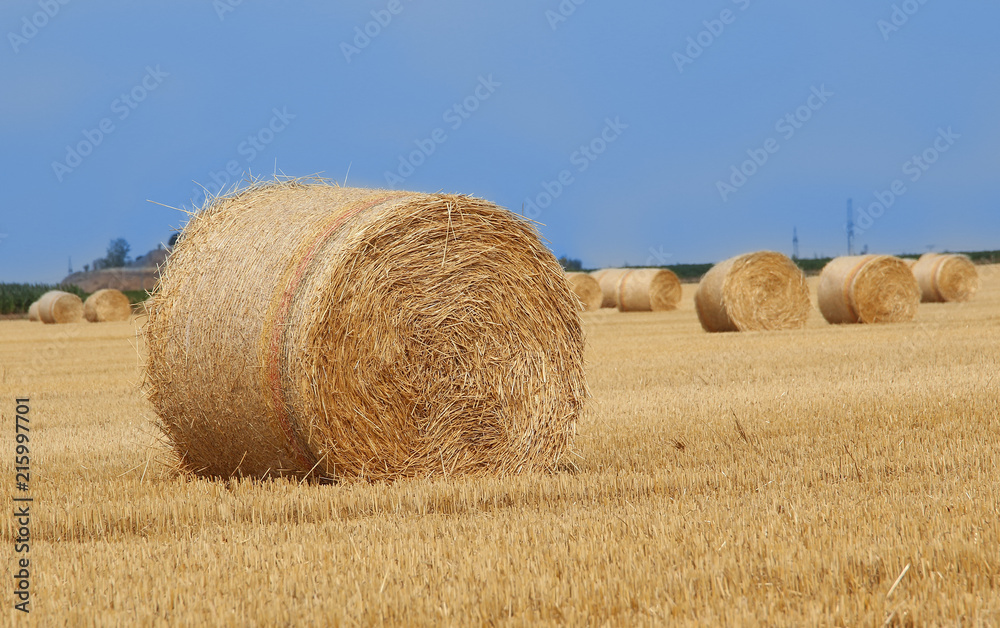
top-left (2, 1), bottom-right (998, 282)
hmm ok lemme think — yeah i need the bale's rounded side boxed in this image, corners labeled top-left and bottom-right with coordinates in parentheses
top-left (617, 268), bottom-right (681, 312)
top-left (817, 255), bottom-right (919, 324)
top-left (37, 290), bottom-right (84, 324)
top-left (144, 181), bottom-right (587, 482)
top-left (84, 289), bottom-right (132, 322)
top-left (592, 268), bottom-right (630, 308)
top-left (912, 253), bottom-right (979, 303)
top-left (695, 251), bottom-right (810, 332)
top-left (565, 272), bottom-right (602, 312)
top-left (27, 301), bottom-right (40, 322)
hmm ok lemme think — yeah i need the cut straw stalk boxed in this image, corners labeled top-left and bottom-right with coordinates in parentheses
top-left (144, 180), bottom-right (587, 482)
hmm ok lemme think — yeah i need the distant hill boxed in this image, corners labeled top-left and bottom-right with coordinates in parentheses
top-left (62, 246), bottom-right (169, 292)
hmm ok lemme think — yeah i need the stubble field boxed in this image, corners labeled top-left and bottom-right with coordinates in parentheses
top-left (1, 266), bottom-right (998, 626)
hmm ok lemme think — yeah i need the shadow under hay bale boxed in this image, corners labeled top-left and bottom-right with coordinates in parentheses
top-left (144, 180), bottom-right (588, 482)
top-left (84, 289), bottom-right (132, 322)
top-left (565, 272), bottom-right (602, 312)
top-left (37, 290), bottom-right (84, 324)
top-left (911, 253), bottom-right (979, 303)
top-left (695, 251), bottom-right (810, 332)
top-left (818, 255), bottom-right (920, 324)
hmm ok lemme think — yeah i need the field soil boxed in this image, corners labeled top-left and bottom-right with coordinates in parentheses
top-left (1, 266), bottom-right (998, 626)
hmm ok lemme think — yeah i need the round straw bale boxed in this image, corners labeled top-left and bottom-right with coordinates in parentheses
top-left (27, 301), bottom-right (40, 321)
top-left (565, 272), bottom-right (602, 312)
top-left (84, 289), bottom-right (132, 322)
top-left (591, 268), bottom-right (628, 308)
top-left (616, 268), bottom-right (681, 312)
top-left (817, 255), bottom-right (920, 324)
top-left (37, 290), bottom-right (84, 324)
top-left (144, 181), bottom-right (587, 482)
top-left (911, 253), bottom-right (979, 303)
top-left (694, 251), bottom-right (810, 332)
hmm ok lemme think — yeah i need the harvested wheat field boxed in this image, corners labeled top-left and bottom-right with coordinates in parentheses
top-left (1, 266), bottom-right (998, 625)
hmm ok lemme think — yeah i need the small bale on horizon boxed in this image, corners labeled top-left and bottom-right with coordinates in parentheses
top-left (565, 272), bottom-right (602, 312)
top-left (84, 289), bottom-right (133, 322)
top-left (37, 290), bottom-right (84, 324)
top-left (911, 253), bottom-right (979, 303)
top-left (591, 268), bottom-right (681, 312)
top-left (27, 301), bottom-right (40, 322)
top-left (818, 255), bottom-right (920, 324)
top-left (695, 251), bottom-right (810, 332)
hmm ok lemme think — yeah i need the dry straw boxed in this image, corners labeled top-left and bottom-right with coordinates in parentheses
top-left (695, 251), bottom-right (811, 332)
top-left (84, 289), bottom-right (132, 322)
top-left (818, 255), bottom-right (920, 324)
top-left (37, 290), bottom-right (84, 324)
top-left (27, 301), bottom-right (40, 322)
top-left (144, 179), bottom-right (587, 482)
top-left (911, 253), bottom-right (979, 303)
top-left (565, 272), bottom-right (602, 312)
top-left (591, 268), bottom-right (681, 311)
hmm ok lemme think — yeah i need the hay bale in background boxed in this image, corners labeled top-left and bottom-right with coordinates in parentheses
top-left (591, 268), bottom-right (681, 311)
top-left (37, 290), bottom-right (84, 324)
top-left (565, 272), bottom-right (602, 312)
top-left (617, 268), bottom-right (681, 312)
top-left (591, 268), bottom-right (628, 308)
top-left (27, 301), bottom-right (40, 322)
top-left (817, 255), bottom-right (920, 324)
top-left (84, 289), bottom-right (132, 322)
top-left (911, 253), bottom-right (979, 303)
top-left (144, 180), bottom-right (587, 482)
top-left (695, 251), bottom-right (810, 332)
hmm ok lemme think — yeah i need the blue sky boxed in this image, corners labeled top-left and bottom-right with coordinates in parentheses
top-left (2, 0), bottom-right (998, 282)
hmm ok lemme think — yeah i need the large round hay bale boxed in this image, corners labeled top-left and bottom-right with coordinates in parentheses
top-left (911, 253), bottom-right (979, 303)
top-left (144, 181), bottom-right (587, 482)
top-left (694, 251), bottom-right (810, 332)
top-left (565, 272), bottom-right (602, 312)
top-left (591, 268), bottom-right (681, 311)
top-left (817, 255), bottom-right (920, 324)
top-left (37, 290), bottom-right (84, 324)
top-left (27, 301), bottom-right (40, 322)
top-left (84, 289), bottom-right (132, 322)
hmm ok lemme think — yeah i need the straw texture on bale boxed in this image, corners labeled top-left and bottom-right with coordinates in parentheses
top-left (592, 268), bottom-right (681, 311)
top-left (911, 253), bottom-right (979, 303)
top-left (817, 255), bottom-right (920, 324)
top-left (695, 251), bottom-right (810, 332)
top-left (565, 272), bottom-right (602, 312)
top-left (37, 290), bottom-right (84, 324)
top-left (27, 301), bottom-right (40, 322)
top-left (84, 289), bottom-right (132, 322)
top-left (144, 180), bottom-right (587, 482)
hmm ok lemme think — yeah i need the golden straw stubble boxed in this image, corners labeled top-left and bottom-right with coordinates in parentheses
top-left (695, 251), bottom-right (810, 332)
top-left (911, 253), bottom-right (979, 302)
top-left (144, 181), bottom-right (588, 482)
top-left (818, 255), bottom-right (920, 324)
